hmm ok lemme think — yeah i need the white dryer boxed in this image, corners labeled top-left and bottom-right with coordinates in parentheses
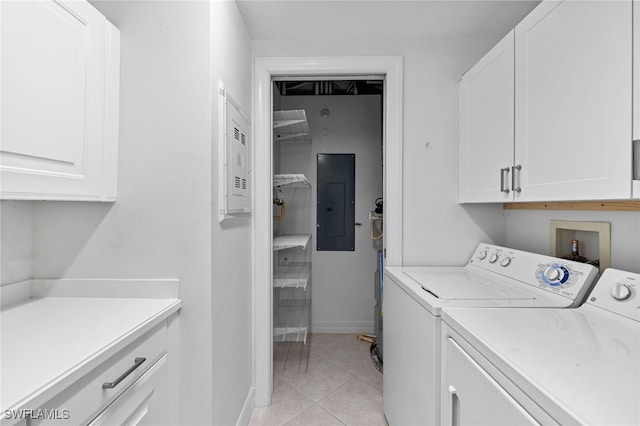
top-left (440, 268), bottom-right (640, 425)
top-left (383, 243), bottom-right (599, 425)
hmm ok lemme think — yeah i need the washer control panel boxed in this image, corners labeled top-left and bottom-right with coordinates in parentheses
top-left (474, 248), bottom-right (512, 268)
top-left (468, 244), bottom-right (599, 304)
top-left (536, 263), bottom-right (577, 289)
top-left (587, 268), bottom-right (640, 322)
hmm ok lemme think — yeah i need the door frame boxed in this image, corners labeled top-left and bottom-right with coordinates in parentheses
top-left (252, 56), bottom-right (403, 406)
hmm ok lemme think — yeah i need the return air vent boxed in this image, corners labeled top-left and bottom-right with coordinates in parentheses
top-left (218, 81), bottom-right (251, 221)
top-left (233, 177), bottom-right (247, 190)
top-left (231, 120), bottom-right (249, 198)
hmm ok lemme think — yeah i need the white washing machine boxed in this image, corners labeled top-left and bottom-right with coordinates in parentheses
top-left (383, 243), bottom-right (599, 425)
top-left (440, 268), bottom-right (640, 425)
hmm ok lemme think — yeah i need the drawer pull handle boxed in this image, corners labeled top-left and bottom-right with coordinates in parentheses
top-left (102, 357), bottom-right (146, 389)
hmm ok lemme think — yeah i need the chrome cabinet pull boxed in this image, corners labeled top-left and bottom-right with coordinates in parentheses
top-left (500, 167), bottom-right (510, 193)
top-left (511, 164), bottom-right (522, 193)
top-left (102, 357), bottom-right (146, 389)
top-left (448, 385), bottom-right (459, 426)
top-left (633, 140), bottom-right (640, 180)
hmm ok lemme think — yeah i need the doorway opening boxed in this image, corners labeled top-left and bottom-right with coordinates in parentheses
top-left (272, 78), bottom-right (385, 372)
top-left (253, 57), bottom-right (403, 407)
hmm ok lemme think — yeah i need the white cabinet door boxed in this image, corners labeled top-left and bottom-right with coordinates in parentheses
top-left (634, 0), bottom-right (640, 197)
top-left (514, 0), bottom-right (632, 201)
top-left (442, 337), bottom-right (539, 426)
top-left (1, 0), bottom-right (119, 201)
top-left (459, 31), bottom-right (514, 203)
top-left (635, 0), bottom-right (640, 143)
top-left (383, 278), bottom-right (439, 425)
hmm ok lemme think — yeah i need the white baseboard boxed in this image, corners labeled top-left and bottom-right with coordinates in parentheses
top-left (236, 386), bottom-right (256, 426)
top-left (312, 321), bottom-right (374, 334)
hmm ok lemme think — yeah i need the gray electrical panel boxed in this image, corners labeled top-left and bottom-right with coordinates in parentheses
top-left (316, 154), bottom-right (355, 251)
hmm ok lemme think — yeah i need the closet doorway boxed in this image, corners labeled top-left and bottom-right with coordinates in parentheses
top-left (253, 56), bottom-right (403, 407)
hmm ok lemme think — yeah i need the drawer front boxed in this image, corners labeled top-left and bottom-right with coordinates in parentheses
top-left (87, 355), bottom-right (169, 426)
top-left (31, 322), bottom-right (167, 425)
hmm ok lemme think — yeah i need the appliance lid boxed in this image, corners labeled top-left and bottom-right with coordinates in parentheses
top-left (442, 306), bottom-right (640, 426)
top-left (404, 270), bottom-right (535, 300)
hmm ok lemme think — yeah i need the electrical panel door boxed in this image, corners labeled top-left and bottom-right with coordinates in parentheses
top-left (317, 154), bottom-right (355, 251)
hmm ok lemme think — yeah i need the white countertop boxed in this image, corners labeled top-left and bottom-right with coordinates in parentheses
top-left (0, 280), bottom-right (181, 415)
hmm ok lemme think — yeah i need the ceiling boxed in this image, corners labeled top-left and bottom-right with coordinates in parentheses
top-left (236, 0), bottom-right (541, 41)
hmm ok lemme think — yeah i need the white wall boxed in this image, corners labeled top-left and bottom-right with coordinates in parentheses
top-left (0, 201), bottom-right (32, 285)
top-left (33, 1), bottom-right (214, 424)
top-left (279, 95), bottom-right (383, 333)
top-left (210, 1), bottom-right (254, 424)
top-left (0, 2), bottom-right (254, 424)
top-left (254, 37), bottom-right (507, 267)
top-left (1, 2), bottom-right (254, 423)
top-left (506, 210), bottom-right (640, 273)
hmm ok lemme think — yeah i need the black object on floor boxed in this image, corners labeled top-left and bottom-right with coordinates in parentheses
top-left (370, 343), bottom-right (383, 374)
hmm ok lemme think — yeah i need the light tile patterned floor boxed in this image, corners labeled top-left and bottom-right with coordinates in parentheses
top-left (249, 334), bottom-right (386, 426)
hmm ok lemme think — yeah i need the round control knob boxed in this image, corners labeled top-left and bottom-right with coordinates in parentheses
top-left (543, 266), bottom-right (562, 282)
top-left (489, 253), bottom-right (499, 263)
top-left (610, 283), bottom-right (631, 301)
top-left (477, 251), bottom-right (487, 260)
top-left (500, 257), bottom-right (511, 267)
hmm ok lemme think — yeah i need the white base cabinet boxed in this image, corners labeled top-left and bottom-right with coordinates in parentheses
top-left (27, 320), bottom-right (176, 426)
top-left (0, 0), bottom-right (120, 201)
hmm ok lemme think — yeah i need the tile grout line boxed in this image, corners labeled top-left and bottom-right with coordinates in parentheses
top-left (284, 403), bottom-right (347, 426)
top-left (276, 346), bottom-right (366, 403)
top-left (316, 376), bottom-right (371, 425)
top-left (259, 335), bottom-right (383, 426)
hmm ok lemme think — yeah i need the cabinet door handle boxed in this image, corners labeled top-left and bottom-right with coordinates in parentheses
top-left (500, 167), bottom-right (510, 193)
top-left (633, 140), bottom-right (640, 180)
top-left (511, 165), bottom-right (522, 193)
top-left (102, 357), bottom-right (146, 389)
top-left (448, 385), bottom-right (459, 426)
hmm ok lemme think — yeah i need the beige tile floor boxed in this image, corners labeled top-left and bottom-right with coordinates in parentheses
top-left (249, 334), bottom-right (386, 426)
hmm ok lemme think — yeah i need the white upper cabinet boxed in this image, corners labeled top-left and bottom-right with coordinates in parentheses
top-left (460, 0), bottom-right (635, 203)
top-left (635, 0), bottom-right (640, 143)
top-left (635, 0), bottom-right (640, 197)
top-left (459, 31), bottom-right (514, 203)
top-left (1, 0), bottom-right (120, 201)
top-left (514, 0), bottom-right (632, 201)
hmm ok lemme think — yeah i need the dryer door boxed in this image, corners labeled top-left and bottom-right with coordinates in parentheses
top-left (442, 337), bottom-right (539, 426)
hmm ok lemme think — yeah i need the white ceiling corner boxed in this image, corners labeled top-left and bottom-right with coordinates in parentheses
top-left (235, 0), bottom-right (541, 41)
